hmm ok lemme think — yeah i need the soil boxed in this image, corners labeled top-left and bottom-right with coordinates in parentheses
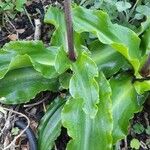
top-left (0, 0), bottom-right (150, 150)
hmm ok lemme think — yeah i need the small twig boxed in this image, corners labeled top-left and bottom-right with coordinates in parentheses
top-left (23, 94), bottom-right (50, 107)
top-left (4, 13), bottom-right (19, 39)
top-left (43, 103), bottom-right (47, 113)
top-left (0, 110), bottom-right (12, 137)
top-left (23, 6), bottom-right (35, 28)
top-left (54, 144), bottom-right (58, 150)
top-left (144, 112), bottom-right (149, 127)
top-left (34, 19), bottom-right (41, 40)
top-left (124, 137), bottom-right (128, 150)
top-left (0, 36), bottom-right (8, 42)
top-left (3, 134), bottom-right (10, 149)
top-left (64, 0), bottom-right (76, 61)
top-left (2, 108), bottom-right (30, 150)
top-left (140, 141), bottom-right (148, 149)
top-left (128, 0), bottom-right (140, 22)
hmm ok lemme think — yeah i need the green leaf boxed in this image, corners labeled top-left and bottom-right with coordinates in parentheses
top-left (62, 72), bottom-right (113, 150)
top-left (43, 6), bottom-right (142, 75)
top-left (89, 40), bottom-right (130, 78)
top-left (134, 13), bottom-right (144, 20)
top-left (44, 6), bottom-right (67, 50)
top-left (146, 126), bottom-right (150, 135)
top-left (55, 48), bottom-right (71, 74)
top-left (134, 80), bottom-right (150, 94)
top-left (69, 52), bottom-right (99, 117)
top-left (115, 1), bottom-right (131, 12)
top-left (0, 1), bottom-right (14, 11)
top-left (59, 72), bottom-right (72, 90)
top-left (140, 27), bottom-right (150, 54)
top-left (130, 139), bottom-right (140, 150)
top-left (133, 123), bottom-right (145, 134)
top-left (15, 0), bottom-right (26, 12)
top-left (11, 127), bottom-right (20, 136)
top-left (1, 41), bottom-right (59, 79)
top-left (0, 67), bottom-right (59, 104)
top-left (38, 97), bottom-right (65, 150)
top-left (72, 6), bottom-right (141, 74)
top-left (136, 5), bottom-right (150, 17)
top-left (44, 7), bottom-right (85, 55)
top-left (110, 74), bottom-right (142, 143)
top-left (137, 17), bottom-right (150, 35)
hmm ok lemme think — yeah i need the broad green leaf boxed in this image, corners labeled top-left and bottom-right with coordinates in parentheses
top-left (38, 97), bottom-right (65, 150)
top-left (59, 72), bottom-right (72, 90)
top-left (0, 41), bottom-right (59, 79)
top-left (110, 74), bottom-right (142, 143)
top-left (72, 6), bottom-right (141, 74)
top-left (15, 0), bottom-right (26, 12)
top-left (0, 50), bottom-right (17, 79)
top-left (136, 28), bottom-right (150, 93)
top-left (0, 67), bottom-right (59, 104)
top-left (43, 5), bottom-right (141, 75)
top-left (137, 17), bottom-right (150, 35)
top-left (44, 7), bottom-right (85, 55)
top-left (141, 27), bottom-right (150, 54)
top-left (55, 48), bottom-right (71, 74)
top-left (134, 80), bottom-right (150, 94)
top-left (69, 52), bottom-right (99, 117)
top-left (44, 6), bottom-right (67, 50)
top-left (89, 40), bottom-right (130, 78)
top-left (62, 72), bottom-right (113, 150)
top-left (136, 5), bottom-right (150, 17)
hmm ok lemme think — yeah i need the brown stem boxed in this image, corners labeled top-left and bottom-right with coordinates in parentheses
top-left (64, 0), bottom-right (76, 61)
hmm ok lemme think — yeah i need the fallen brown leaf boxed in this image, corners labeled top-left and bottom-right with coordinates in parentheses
top-left (7, 34), bottom-right (18, 41)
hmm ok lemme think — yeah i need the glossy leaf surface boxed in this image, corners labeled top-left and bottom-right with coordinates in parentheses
top-left (69, 52), bottom-right (99, 117)
top-left (134, 80), bottom-right (150, 94)
top-left (38, 97), bottom-right (65, 150)
top-left (137, 17), bottom-right (150, 35)
top-left (55, 48), bottom-right (71, 74)
top-left (90, 40), bottom-right (130, 77)
top-left (0, 67), bottom-right (59, 104)
top-left (72, 6), bottom-right (141, 74)
top-left (62, 72), bottom-right (113, 150)
top-left (140, 27), bottom-right (150, 54)
top-left (44, 6), bottom-right (67, 49)
top-left (110, 74), bottom-right (142, 143)
top-left (45, 6), bottom-right (141, 74)
top-left (0, 41), bottom-right (59, 79)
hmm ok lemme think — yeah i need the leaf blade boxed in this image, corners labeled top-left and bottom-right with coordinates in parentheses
top-left (72, 6), bottom-right (141, 74)
top-left (110, 74), bottom-right (143, 143)
top-left (1, 41), bottom-right (59, 79)
top-left (62, 72), bottom-right (113, 150)
top-left (0, 67), bottom-right (59, 104)
top-left (38, 97), bottom-right (65, 150)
